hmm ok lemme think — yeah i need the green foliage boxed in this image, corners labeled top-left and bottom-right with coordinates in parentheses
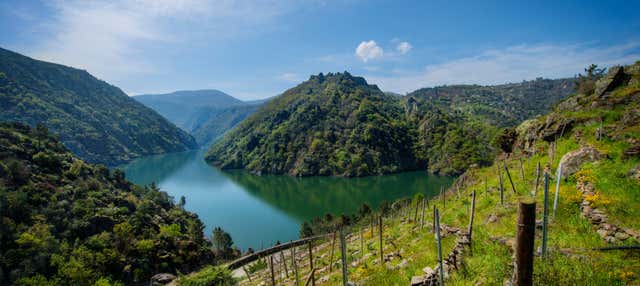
top-left (0, 123), bottom-right (212, 285)
top-left (299, 221), bottom-right (313, 238)
top-left (178, 265), bottom-right (235, 286)
top-left (0, 47), bottom-right (197, 166)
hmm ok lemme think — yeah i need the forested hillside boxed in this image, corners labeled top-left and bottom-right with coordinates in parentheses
top-left (0, 122), bottom-right (211, 286)
top-left (206, 72), bottom-right (573, 177)
top-left (0, 47), bottom-right (197, 166)
top-left (408, 78), bottom-right (574, 126)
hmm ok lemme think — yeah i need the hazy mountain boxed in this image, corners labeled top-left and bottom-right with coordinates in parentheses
top-left (0, 47), bottom-right (197, 166)
top-left (135, 90), bottom-right (272, 146)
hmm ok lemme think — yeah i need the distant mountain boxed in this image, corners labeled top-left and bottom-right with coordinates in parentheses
top-left (0, 47), bottom-right (197, 166)
top-left (408, 78), bottom-right (575, 127)
top-left (135, 90), bottom-right (272, 146)
top-left (206, 72), bottom-right (575, 177)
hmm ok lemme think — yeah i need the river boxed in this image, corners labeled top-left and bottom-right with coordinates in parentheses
top-left (120, 150), bottom-right (454, 251)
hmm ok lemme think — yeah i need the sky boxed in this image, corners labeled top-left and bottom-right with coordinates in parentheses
top-left (1, 0), bottom-right (639, 100)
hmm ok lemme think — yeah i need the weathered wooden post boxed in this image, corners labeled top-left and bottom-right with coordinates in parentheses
top-left (269, 255), bottom-right (276, 286)
top-left (291, 244), bottom-right (300, 286)
top-left (378, 215), bottom-right (384, 266)
top-left (420, 198), bottom-right (426, 229)
top-left (307, 240), bottom-right (315, 286)
top-left (242, 265), bottom-right (252, 282)
top-left (360, 227), bottom-right (364, 259)
top-left (340, 229), bottom-right (348, 286)
top-left (441, 186), bottom-right (446, 209)
top-left (542, 171), bottom-right (550, 258)
top-left (468, 190), bottom-right (476, 256)
top-left (533, 162), bottom-right (540, 197)
top-left (497, 162), bottom-right (504, 205)
top-left (519, 157), bottom-right (525, 181)
top-left (281, 249), bottom-right (289, 278)
top-left (504, 161), bottom-right (517, 194)
top-left (414, 197), bottom-right (420, 223)
top-left (552, 162), bottom-right (563, 221)
top-left (515, 199), bottom-right (536, 286)
top-left (304, 268), bottom-right (316, 286)
top-left (329, 232), bottom-right (337, 272)
top-left (435, 208), bottom-right (444, 286)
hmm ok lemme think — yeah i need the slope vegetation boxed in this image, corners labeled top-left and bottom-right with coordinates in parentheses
top-left (0, 47), bottom-right (197, 166)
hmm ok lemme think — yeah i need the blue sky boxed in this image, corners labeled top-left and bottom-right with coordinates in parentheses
top-left (1, 0), bottom-right (639, 100)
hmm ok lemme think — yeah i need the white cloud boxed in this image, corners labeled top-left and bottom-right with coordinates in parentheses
top-left (366, 42), bottom-right (640, 94)
top-left (355, 40), bottom-right (383, 62)
top-left (396, 41), bottom-right (412, 54)
top-left (26, 0), bottom-right (297, 82)
top-left (277, 73), bottom-right (299, 82)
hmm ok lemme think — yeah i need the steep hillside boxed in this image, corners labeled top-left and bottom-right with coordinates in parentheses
top-left (0, 122), bottom-right (211, 286)
top-left (206, 72), bottom-right (498, 177)
top-left (408, 78), bottom-right (574, 126)
top-left (0, 47), bottom-right (197, 166)
top-left (188, 104), bottom-right (260, 146)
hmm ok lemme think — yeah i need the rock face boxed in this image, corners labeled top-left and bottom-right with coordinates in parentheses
top-left (558, 146), bottom-right (603, 177)
top-left (594, 66), bottom-right (625, 97)
top-left (150, 273), bottom-right (177, 286)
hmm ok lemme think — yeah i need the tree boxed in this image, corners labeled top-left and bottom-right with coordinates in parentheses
top-left (178, 196), bottom-right (186, 208)
top-left (357, 203), bottom-right (372, 219)
top-left (299, 221), bottom-right (313, 238)
top-left (379, 200), bottom-right (391, 216)
top-left (495, 128), bottom-right (517, 153)
top-left (212, 227), bottom-right (234, 255)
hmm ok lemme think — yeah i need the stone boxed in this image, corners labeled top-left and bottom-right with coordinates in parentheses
top-left (594, 66), bottom-right (625, 97)
top-left (614, 232), bottom-right (630, 241)
top-left (558, 145), bottom-right (604, 177)
top-left (423, 266), bottom-right (435, 275)
top-left (411, 275), bottom-right (428, 286)
top-left (150, 273), bottom-right (177, 286)
top-left (597, 229), bottom-right (611, 238)
top-left (486, 214), bottom-right (499, 224)
top-left (628, 164), bottom-right (640, 182)
top-left (622, 144), bottom-right (640, 160)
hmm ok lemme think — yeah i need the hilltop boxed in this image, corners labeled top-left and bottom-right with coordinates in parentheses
top-left (206, 72), bottom-right (574, 177)
top-left (0, 47), bottom-right (197, 166)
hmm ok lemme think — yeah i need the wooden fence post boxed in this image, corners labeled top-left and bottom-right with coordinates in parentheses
top-left (542, 171), bottom-right (550, 258)
top-left (360, 227), bottom-right (364, 259)
top-left (553, 162), bottom-right (563, 221)
top-left (340, 229), bottom-right (348, 286)
top-left (291, 244), bottom-right (300, 286)
top-left (420, 198), bottom-right (426, 229)
top-left (519, 157), bottom-right (525, 181)
top-left (281, 249), bottom-right (289, 278)
top-left (304, 268), bottom-right (316, 286)
top-left (441, 186), bottom-right (446, 209)
top-left (468, 190), bottom-right (476, 256)
top-left (378, 215), bottom-right (384, 266)
top-left (497, 162), bottom-right (504, 205)
top-left (504, 161), bottom-right (517, 194)
top-left (307, 240), bottom-right (315, 286)
top-left (329, 232), bottom-right (337, 272)
top-left (533, 162), bottom-right (540, 197)
top-left (435, 208), bottom-right (444, 286)
top-left (515, 199), bottom-right (536, 286)
top-left (270, 255), bottom-right (276, 286)
top-left (432, 205), bottom-right (436, 233)
top-left (242, 265), bottom-right (252, 283)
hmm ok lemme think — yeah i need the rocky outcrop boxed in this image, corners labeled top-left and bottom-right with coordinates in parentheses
top-left (410, 226), bottom-right (470, 286)
top-left (577, 180), bottom-right (639, 243)
top-left (558, 146), bottom-right (603, 177)
top-left (150, 273), bottom-right (177, 286)
top-left (594, 66), bottom-right (625, 97)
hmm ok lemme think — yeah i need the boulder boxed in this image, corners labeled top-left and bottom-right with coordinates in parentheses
top-left (628, 164), bottom-right (640, 182)
top-left (595, 66), bottom-right (625, 97)
top-left (150, 273), bottom-right (176, 286)
top-left (558, 146), bottom-right (603, 177)
top-left (621, 144), bottom-right (640, 160)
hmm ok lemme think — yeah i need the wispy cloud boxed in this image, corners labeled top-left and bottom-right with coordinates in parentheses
top-left (396, 41), bottom-right (412, 54)
top-left (277, 72), bottom-right (300, 82)
top-left (26, 0), bottom-right (297, 82)
top-left (366, 42), bottom-right (640, 94)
